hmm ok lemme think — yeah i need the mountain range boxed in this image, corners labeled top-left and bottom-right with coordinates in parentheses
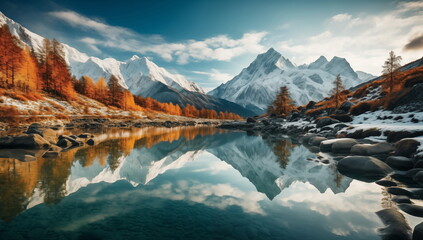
top-left (0, 12), bottom-right (255, 117)
top-left (0, 11), bottom-right (375, 116)
top-left (209, 48), bottom-right (375, 114)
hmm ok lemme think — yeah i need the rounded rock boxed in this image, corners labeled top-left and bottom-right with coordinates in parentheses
top-left (308, 136), bottom-right (327, 146)
top-left (398, 203), bottom-right (423, 217)
top-left (395, 139), bottom-right (421, 157)
top-left (386, 156), bottom-right (415, 171)
top-left (332, 138), bottom-right (359, 153)
top-left (413, 222), bottom-right (423, 240)
top-left (350, 142), bottom-right (394, 156)
top-left (413, 171), bottom-right (423, 185)
top-left (337, 156), bottom-right (393, 182)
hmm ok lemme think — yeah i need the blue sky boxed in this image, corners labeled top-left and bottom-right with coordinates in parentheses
top-left (1, 0), bottom-right (423, 91)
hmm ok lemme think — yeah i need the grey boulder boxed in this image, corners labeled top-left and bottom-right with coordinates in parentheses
top-left (337, 156), bottom-right (393, 182)
top-left (308, 136), bottom-right (327, 146)
top-left (0, 134), bottom-right (51, 149)
top-left (398, 203), bottom-right (423, 217)
top-left (413, 171), bottom-right (423, 185)
top-left (316, 117), bottom-right (340, 128)
top-left (350, 142), bottom-right (394, 156)
top-left (332, 138), bottom-right (359, 153)
top-left (320, 138), bottom-right (358, 153)
top-left (413, 222), bottom-right (423, 240)
top-left (386, 156), bottom-right (415, 171)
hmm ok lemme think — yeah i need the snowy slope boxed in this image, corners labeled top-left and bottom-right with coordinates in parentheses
top-left (209, 48), bottom-right (372, 114)
top-left (356, 71), bottom-right (377, 82)
top-left (0, 11), bottom-right (204, 94)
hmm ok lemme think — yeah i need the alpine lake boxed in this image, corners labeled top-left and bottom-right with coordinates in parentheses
top-left (0, 126), bottom-right (421, 240)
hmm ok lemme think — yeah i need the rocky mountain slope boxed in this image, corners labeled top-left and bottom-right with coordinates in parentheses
top-left (209, 48), bottom-right (375, 114)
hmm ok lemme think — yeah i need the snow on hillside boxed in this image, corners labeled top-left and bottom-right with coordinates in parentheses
top-left (356, 71), bottom-right (377, 82)
top-left (209, 48), bottom-right (372, 113)
top-left (0, 11), bottom-right (204, 95)
top-left (339, 110), bottom-right (423, 142)
top-left (0, 93), bottom-right (146, 120)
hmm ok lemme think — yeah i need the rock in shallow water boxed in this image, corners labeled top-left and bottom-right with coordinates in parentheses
top-left (308, 136), bottom-right (327, 146)
top-left (57, 138), bottom-right (72, 148)
top-left (319, 138), bottom-right (358, 153)
top-left (337, 156), bottom-right (393, 182)
top-left (392, 195), bottom-right (412, 204)
top-left (376, 208), bottom-right (412, 240)
top-left (413, 222), bottom-right (423, 240)
top-left (415, 160), bottom-right (423, 169)
top-left (413, 171), bottom-right (423, 185)
top-left (40, 128), bottom-right (58, 144)
top-left (332, 139), bottom-right (359, 153)
top-left (0, 134), bottom-right (51, 149)
top-left (42, 151), bottom-right (60, 158)
top-left (376, 179), bottom-right (397, 187)
top-left (350, 142), bottom-right (394, 156)
top-left (387, 187), bottom-right (413, 197)
top-left (86, 139), bottom-right (95, 146)
top-left (386, 156), bottom-right (415, 171)
top-left (398, 203), bottom-right (423, 217)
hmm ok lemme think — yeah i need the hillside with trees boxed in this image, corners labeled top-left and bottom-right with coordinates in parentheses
top-left (262, 51), bottom-right (423, 121)
top-left (0, 25), bottom-right (242, 125)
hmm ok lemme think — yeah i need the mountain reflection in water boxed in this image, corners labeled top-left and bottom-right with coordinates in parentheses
top-left (0, 126), bottom-right (388, 239)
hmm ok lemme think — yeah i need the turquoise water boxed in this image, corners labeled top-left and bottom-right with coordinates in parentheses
top-left (0, 127), bottom-right (405, 239)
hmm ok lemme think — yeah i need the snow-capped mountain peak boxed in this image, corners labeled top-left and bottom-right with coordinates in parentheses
top-left (325, 56), bottom-right (359, 81)
top-left (209, 48), bottom-right (372, 114)
top-left (129, 55), bottom-right (140, 61)
top-left (123, 55), bottom-right (205, 94)
top-left (308, 56), bottom-right (328, 69)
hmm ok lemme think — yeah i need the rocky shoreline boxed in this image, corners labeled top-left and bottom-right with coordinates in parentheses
top-left (0, 119), bottom-right (221, 161)
top-left (220, 116), bottom-right (423, 240)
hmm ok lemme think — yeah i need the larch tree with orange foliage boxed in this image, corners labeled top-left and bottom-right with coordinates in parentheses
top-left (108, 75), bottom-right (123, 107)
top-left (268, 86), bottom-right (295, 116)
top-left (0, 25), bottom-right (23, 88)
top-left (95, 77), bottom-right (108, 102)
top-left (330, 74), bottom-right (345, 109)
top-left (51, 39), bottom-right (76, 100)
top-left (18, 47), bottom-right (41, 92)
top-left (79, 76), bottom-right (96, 99)
top-left (121, 90), bottom-right (139, 110)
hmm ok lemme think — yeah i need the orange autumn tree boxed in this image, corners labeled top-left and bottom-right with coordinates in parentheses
top-left (0, 25), bottom-right (23, 88)
top-left (121, 90), bottom-right (140, 111)
top-left (38, 38), bottom-right (76, 100)
top-left (108, 75), bottom-right (124, 107)
top-left (95, 77), bottom-right (108, 102)
top-left (79, 76), bottom-right (96, 99)
top-left (17, 46), bottom-right (41, 92)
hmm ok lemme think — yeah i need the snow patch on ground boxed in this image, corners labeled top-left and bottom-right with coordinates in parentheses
top-left (339, 110), bottom-right (423, 141)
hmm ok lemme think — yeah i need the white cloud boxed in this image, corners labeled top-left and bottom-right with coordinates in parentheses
top-left (330, 13), bottom-right (352, 23)
top-left (50, 10), bottom-right (267, 64)
top-left (276, 1), bottom-right (423, 75)
top-left (79, 37), bottom-right (101, 53)
top-left (49, 11), bottom-right (139, 40)
top-left (192, 69), bottom-right (233, 83)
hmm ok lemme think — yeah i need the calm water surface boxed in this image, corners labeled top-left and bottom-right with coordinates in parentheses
top-left (0, 126), bottom-right (419, 239)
